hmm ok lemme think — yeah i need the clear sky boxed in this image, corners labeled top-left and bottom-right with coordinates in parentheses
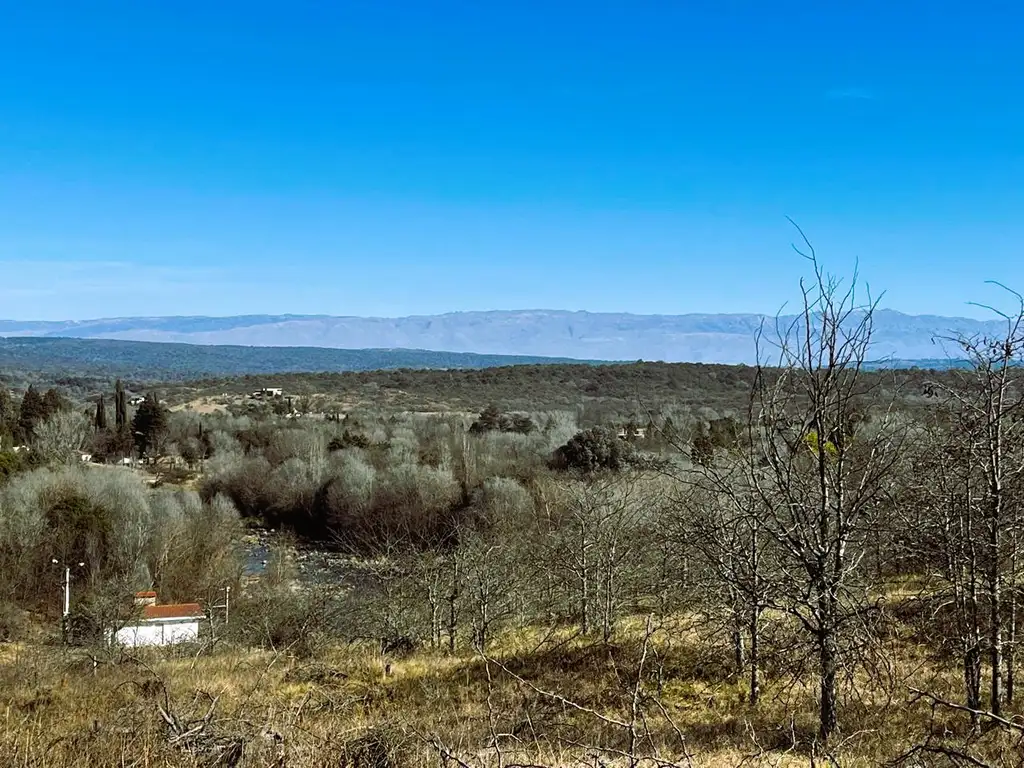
top-left (1, 1), bottom-right (1022, 321)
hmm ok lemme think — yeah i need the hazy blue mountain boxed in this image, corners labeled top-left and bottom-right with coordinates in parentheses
top-left (0, 337), bottom-right (593, 382)
top-left (0, 309), bottom-right (1002, 365)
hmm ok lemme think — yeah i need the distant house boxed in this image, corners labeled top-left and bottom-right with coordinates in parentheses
top-left (128, 396), bottom-right (146, 406)
top-left (110, 592), bottom-right (205, 648)
top-left (249, 387), bottom-right (284, 400)
top-left (616, 426), bottom-right (647, 440)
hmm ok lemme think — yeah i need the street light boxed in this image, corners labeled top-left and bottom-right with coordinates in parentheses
top-left (52, 558), bottom-right (85, 641)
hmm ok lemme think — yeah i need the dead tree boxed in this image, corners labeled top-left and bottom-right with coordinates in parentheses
top-left (555, 472), bottom-right (653, 642)
top-left (901, 419), bottom-right (985, 728)
top-left (671, 474), bottom-right (768, 707)
top-left (937, 289), bottom-right (1024, 716)
top-left (747, 234), bottom-right (904, 744)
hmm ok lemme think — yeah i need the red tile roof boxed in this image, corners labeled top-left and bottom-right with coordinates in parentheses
top-left (135, 591), bottom-right (158, 598)
top-left (143, 603), bottom-right (204, 620)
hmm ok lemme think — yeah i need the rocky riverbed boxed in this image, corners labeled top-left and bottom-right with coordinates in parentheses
top-left (240, 527), bottom-right (381, 591)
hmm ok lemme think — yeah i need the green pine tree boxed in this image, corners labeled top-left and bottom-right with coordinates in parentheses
top-left (0, 388), bottom-right (15, 443)
top-left (131, 393), bottom-right (168, 459)
top-left (94, 394), bottom-right (108, 431)
top-left (114, 380), bottom-right (128, 430)
top-left (470, 404), bottom-right (504, 433)
top-left (17, 386), bottom-right (47, 444)
top-left (42, 388), bottom-right (65, 419)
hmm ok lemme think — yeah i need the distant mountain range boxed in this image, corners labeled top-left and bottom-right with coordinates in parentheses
top-left (0, 310), bottom-right (1000, 365)
top-left (0, 337), bottom-right (594, 382)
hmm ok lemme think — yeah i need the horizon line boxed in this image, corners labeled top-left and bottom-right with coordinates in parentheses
top-left (0, 306), bottom-right (1002, 325)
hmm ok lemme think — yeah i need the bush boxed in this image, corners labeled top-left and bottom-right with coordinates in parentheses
top-left (469, 405), bottom-right (536, 435)
top-left (472, 476), bottom-right (534, 530)
top-left (551, 427), bottom-right (635, 473)
top-left (0, 600), bottom-right (27, 642)
top-left (0, 467), bottom-right (240, 611)
top-left (228, 552), bottom-right (328, 657)
top-left (0, 451), bottom-right (24, 484)
top-left (328, 430), bottom-right (371, 451)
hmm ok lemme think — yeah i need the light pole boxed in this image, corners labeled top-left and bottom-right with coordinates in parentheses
top-left (52, 558), bottom-right (85, 642)
top-left (210, 585), bottom-right (230, 635)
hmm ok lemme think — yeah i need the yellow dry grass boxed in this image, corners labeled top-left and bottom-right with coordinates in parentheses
top-left (1, 615), bottom-right (1021, 767)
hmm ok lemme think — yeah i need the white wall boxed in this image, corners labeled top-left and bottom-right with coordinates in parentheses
top-left (113, 619), bottom-right (200, 647)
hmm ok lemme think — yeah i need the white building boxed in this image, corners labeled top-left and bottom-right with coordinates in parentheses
top-left (111, 592), bottom-right (205, 647)
top-left (250, 387), bottom-right (284, 399)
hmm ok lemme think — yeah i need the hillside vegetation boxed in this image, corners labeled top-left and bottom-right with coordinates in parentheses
top-left (0, 336), bottom-right (595, 388)
top-left (3, 262), bottom-right (1024, 766)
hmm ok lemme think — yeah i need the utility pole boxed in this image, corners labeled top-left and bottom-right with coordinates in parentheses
top-left (53, 559), bottom-right (84, 643)
top-left (210, 585), bottom-right (231, 639)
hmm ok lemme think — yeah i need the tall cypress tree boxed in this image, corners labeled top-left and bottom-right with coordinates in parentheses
top-left (17, 386), bottom-right (47, 443)
top-left (132, 393), bottom-right (168, 459)
top-left (94, 394), bottom-right (108, 431)
top-left (42, 388), bottom-right (64, 418)
top-left (0, 388), bottom-right (14, 443)
top-left (114, 380), bottom-right (127, 430)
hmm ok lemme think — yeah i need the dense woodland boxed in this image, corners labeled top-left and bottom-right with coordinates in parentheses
top-left (5, 263), bottom-right (1024, 765)
top-left (0, 336), bottom-right (593, 389)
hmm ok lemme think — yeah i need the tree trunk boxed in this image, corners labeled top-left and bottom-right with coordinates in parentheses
top-left (990, 514), bottom-right (1003, 716)
top-left (749, 604), bottom-right (761, 706)
top-left (428, 581), bottom-right (441, 648)
top-left (731, 622), bottom-right (745, 678)
top-left (602, 566), bottom-right (614, 645)
top-left (966, 482), bottom-right (983, 728)
top-left (819, 627), bottom-right (839, 744)
top-left (1008, 579), bottom-right (1017, 706)
top-left (727, 579), bottom-right (745, 677)
top-left (447, 556), bottom-right (460, 653)
top-left (579, 522), bottom-right (590, 634)
top-left (966, 641), bottom-right (982, 731)
top-left (476, 582), bottom-right (489, 649)
top-left (817, 554), bottom-right (839, 744)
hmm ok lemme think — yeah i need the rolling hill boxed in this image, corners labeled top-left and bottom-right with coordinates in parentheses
top-left (0, 337), bottom-right (594, 383)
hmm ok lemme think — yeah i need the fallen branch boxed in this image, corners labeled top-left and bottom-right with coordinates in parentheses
top-left (889, 743), bottom-right (992, 768)
top-left (908, 688), bottom-right (1024, 733)
top-left (481, 653), bottom-right (630, 730)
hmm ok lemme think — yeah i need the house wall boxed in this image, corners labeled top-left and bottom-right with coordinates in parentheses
top-left (113, 619), bottom-right (200, 647)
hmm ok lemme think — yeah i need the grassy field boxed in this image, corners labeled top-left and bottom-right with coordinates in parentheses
top-left (2, 609), bottom-right (1018, 768)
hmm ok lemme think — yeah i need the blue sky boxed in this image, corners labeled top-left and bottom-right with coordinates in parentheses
top-left (1, 1), bottom-right (1022, 320)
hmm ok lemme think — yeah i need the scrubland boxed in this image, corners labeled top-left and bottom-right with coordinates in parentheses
top-left (4, 264), bottom-right (1024, 766)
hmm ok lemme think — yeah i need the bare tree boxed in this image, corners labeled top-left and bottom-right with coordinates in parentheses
top-left (672, 476), bottom-right (769, 706)
top-left (547, 472), bottom-right (654, 641)
top-left (901, 417), bottom-right (985, 727)
top-left (935, 288), bottom-right (1024, 716)
top-left (745, 233), bottom-right (905, 744)
top-left (33, 410), bottom-right (89, 465)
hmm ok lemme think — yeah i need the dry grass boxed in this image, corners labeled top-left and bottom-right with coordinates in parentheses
top-left (1, 616), bottom-right (1022, 767)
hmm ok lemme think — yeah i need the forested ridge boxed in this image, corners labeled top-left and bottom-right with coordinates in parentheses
top-left (0, 336), bottom-right (595, 387)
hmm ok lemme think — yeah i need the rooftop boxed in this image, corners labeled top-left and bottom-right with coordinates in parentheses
top-left (142, 603), bottom-right (204, 621)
